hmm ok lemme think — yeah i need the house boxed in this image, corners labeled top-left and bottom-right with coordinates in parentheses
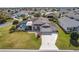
top-left (16, 18), bottom-right (33, 31)
top-left (32, 17), bottom-right (44, 31)
top-left (46, 11), bottom-right (60, 21)
top-left (16, 17), bottom-right (57, 34)
top-left (58, 17), bottom-right (79, 33)
top-left (46, 12), bottom-right (54, 19)
top-left (16, 20), bottom-right (27, 31)
top-left (65, 11), bottom-right (79, 21)
top-left (40, 23), bottom-right (56, 35)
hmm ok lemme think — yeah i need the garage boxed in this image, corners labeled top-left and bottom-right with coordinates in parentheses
top-left (39, 23), bottom-right (58, 50)
top-left (40, 23), bottom-right (57, 35)
top-left (41, 32), bottom-right (56, 35)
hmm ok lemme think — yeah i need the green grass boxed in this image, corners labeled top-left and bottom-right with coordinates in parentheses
top-left (0, 26), bottom-right (41, 49)
top-left (54, 23), bottom-right (79, 50)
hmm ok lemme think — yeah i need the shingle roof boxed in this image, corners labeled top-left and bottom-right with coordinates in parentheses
top-left (58, 17), bottom-right (79, 32)
top-left (65, 12), bottom-right (79, 20)
top-left (33, 17), bottom-right (50, 25)
top-left (40, 23), bottom-right (56, 33)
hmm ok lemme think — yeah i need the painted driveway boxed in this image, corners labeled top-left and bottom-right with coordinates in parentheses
top-left (40, 33), bottom-right (58, 51)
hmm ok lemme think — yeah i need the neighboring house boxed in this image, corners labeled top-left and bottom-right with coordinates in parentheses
top-left (64, 11), bottom-right (79, 21)
top-left (11, 10), bottom-right (29, 18)
top-left (58, 17), bottom-right (79, 33)
top-left (16, 17), bottom-right (57, 34)
top-left (46, 13), bottom-right (54, 19)
top-left (59, 8), bottom-right (69, 14)
top-left (16, 18), bottom-right (33, 31)
top-left (46, 12), bottom-right (60, 21)
top-left (16, 20), bottom-right (27, 31)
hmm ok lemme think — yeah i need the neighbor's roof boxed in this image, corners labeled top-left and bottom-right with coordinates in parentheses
top-left (58, 17), bottom-right (79, 31)
top-left (65, 11), bottom-right (79, 20)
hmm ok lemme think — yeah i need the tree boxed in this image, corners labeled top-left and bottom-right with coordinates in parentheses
top-left (70, 32), bottom-right (79, 40)
top-left (23, 17), bottom-right (28, 21)
top-left (12, 20), bottom-right (19, 25)
top-left (34, 13), bottom-right (41, 17)
top-left (42, 13), bottom-right (46, 17)
top-left (0, 19), bottom-right (6, 24)
top-left (20, 14), bottom-right (25, 18)
top-left (9, 25), bottom-right (16, 33)
top-left (70, 32), bottom-right (79, 47)
top-left (52, 9), bottom-right (56, 11)
top-left (8, 10), bottom-right (11, 12)
top-left (34, 8), bottom-right (37, 11)
top-left (37, 32), bottom-right (41, 39)
top-left (0, 11), bottom-right (11, 24)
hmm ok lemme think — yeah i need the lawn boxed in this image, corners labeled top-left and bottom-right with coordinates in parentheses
top-left (53, 22), bottom-right (79, 50)
top-left (0, 26), bottom-right (41, 49)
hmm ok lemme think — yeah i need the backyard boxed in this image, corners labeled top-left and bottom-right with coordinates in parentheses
top-left (55, 22), bottom-right (79, 50)
top-left (0, 26), bottom-right (41, 49)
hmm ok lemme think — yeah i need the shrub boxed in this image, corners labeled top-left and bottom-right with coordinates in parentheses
top-left (34, 13), bottom-right (41, 17)
top-left (70, 32), bottom-right (79, 40)
top-left (70, 32), bottom-right (79, 47)
top-left (22, 16), bottom-right (29, 21)
top-left (70, 39), bottom-right (79, 47)
top-left (12, 20), bottom-right (19, 25)
top-left (9, 25), bottom-right (16, 33)
top-left (0, 19), bottom-right (6, 24)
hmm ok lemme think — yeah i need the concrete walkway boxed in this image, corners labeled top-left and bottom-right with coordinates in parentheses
top-left (40, 33), bottom-right (58, 51)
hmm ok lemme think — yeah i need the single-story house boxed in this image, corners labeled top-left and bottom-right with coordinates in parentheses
top-left (46, 11), bottom-right (60, 20)
top-left (58, 17), bottom-right (79, 33)
top-left (40, 23), bottom-right (56, 35)
top-left (16, 17), bottom-right (57, 34)
top-left (65, 11), bottom-right (79, 21)
top-left (16, 19), bottom-right (33, 31)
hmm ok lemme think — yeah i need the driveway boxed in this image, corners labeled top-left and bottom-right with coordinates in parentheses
top-left (40, 33), bottom-right (58, 51)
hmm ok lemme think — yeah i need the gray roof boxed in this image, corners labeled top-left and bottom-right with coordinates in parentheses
top-left (33, 17), bottom-right (43, 25)
top-left (59, 8), bottom-right (69, 13)
top-left (40, 23), bottom-right (56, 33)
top-left (58, 17), bottom-right (79, 32)
top-left (33, 17), bottom-right (50, 25)
top-left (65, 11), bottom-right (79, 20)
top-left (41, 23), bottom-right (50, 27)
top-left (46, 13), bottom-right (53, 16)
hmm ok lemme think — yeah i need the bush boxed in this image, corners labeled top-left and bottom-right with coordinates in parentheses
top-left (9, 25), bottom-right (16, 33)
top-left (34, 13), bottom-right (41, 17)
top-left (42, 14), bottom-right (46, 17)
top-left (23, 17), bottom-right (28, 21)
top-left (70, 39), bottom-right (79, 47)
top-left (70, 32), bottom-right (79, 40)
top-left (0, 19), bottom-right (6, 24)
top-left (70, 32), bottom-right (79, 47)
top-left (12, 20), bottom-right (19, 25)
